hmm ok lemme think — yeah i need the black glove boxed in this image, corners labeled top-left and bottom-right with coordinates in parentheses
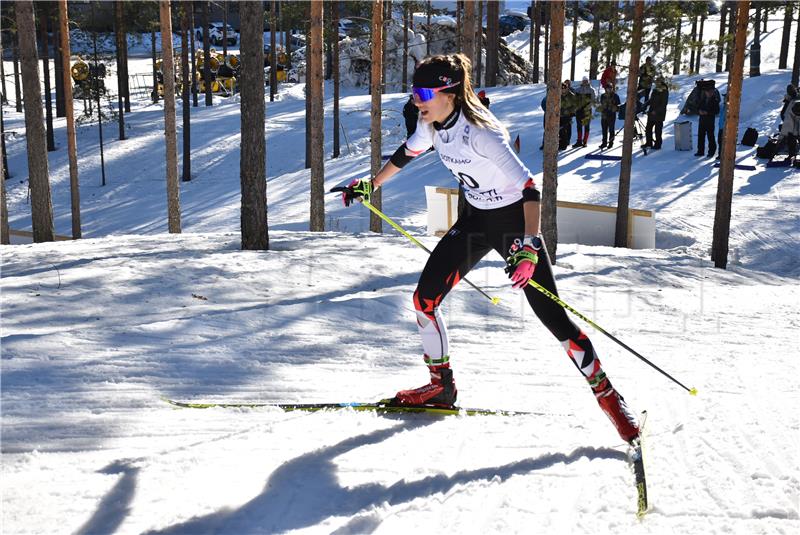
top-left (330, 178), bottom-right (373, 207)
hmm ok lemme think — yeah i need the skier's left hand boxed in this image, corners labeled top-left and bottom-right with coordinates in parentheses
top-left (505, 238), bottom-right (540, 289)
top-left (330, 178), bottom-right (373, 207)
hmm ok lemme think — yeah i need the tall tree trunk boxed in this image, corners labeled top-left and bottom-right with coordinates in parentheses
top-left (427, 0), bottom-right (431, 56)
top-left (541, 0), bottom-right (564, 262)
top-left (222, 0), bottom-right (228, 59)
top-left (712, 0), bottom-right (749, 269)
top-left (462, 0), bottom-right (475, 80)
top-left (606, 14), bottom-right (614, 65)
top-left (0, 45), bottom-right (6, 105)
top-left (13, 41), bottom-right (23, 113)
top-left (305, 13), bottom-right (311, 168)
top-left (115, 0), bottom-right (127, 141)
top-left (779, 2), bottom-right (793, 69)
top-left (118, 1), bottom-right (130, 113)
top-left (159, 0), bottom-right (181, 233)
top-left (370, 0), bottom-right (383, 233)
top-left (476, 0), bottom-right (483, 86)
top-left (726, 3), bottom-right (736, 71)
top-left (309, 0), bottom-right (324, 232)
top-left (615, 0), bottom-right (644, 248)
top-left (239, 0), bottom-right (268, 250)
top-left (40, 4), bottom-right (56, 152)
top-left (58, 0), bottom-right (80, 239)
top-left (1, 106), bottom-right (8, 243)
top-left (202, 1), bottom-right (212, 106)
top-left (17, 1), bottom-right (54, 242)
top-left (696, 14), bottom-right (705, 73)
top-left (570, 2), bottom-right (578, 81)
top-left (589, 3), bottom-right (599, 79)
top-left (485, 0), bottom-right (499, 86)
top-left (91, 6), bottom-right (106, 186)
top-left (333, 0), bottom-right (340, 158)
top-left (544, 8), bottom-right (550, 82)
top-left (54, 19), bottom-right (65, 118)
top-left (270, 0), bottom-right (277, 101)
top-left (689, 16), bottom-right (698, 74)
top-left (456, 0), bottom-right (462, 51)
top-left (717, 3), bottom-right (727, 72)
top-left (381, 0), bottom-right (388, 95)
top-left (673, 15), bottom-right (681, 75)
top-left (792, 4), bottom-right (800, 87)
top-left (151, 28), bottom-right (158, 103)
top-left (529, 1), bottom-right (535, 65)
top-left (751, 5), bottom-right (761, 77)
top-left (403, 2), bottom-right (409, 92)
top-left (533, 1), bottom-right (541, 83)
top-left (190, 7), bottom-right (198, 107)
top-left (181, 5), bottom-right (191, 182)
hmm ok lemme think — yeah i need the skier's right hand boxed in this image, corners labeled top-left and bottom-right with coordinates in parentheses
top-left (330, 178), bottom-right (373, 207)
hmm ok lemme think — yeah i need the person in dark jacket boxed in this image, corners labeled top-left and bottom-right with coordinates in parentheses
top-left (780, 84), bottom-right (797, 123)
top-left (644, 77), bottom-right (668, 150)
top-left (638, 56), bottom-right (656, 102)
top-left (598, 84), bottom-right (620, 149)
top-left (559, 80), bottom-right (578, 150)
top-left (403, 95), bottom-right (420, 137)
top-left (477, 90), bottom-right (490, 108)
top-left (695, 85), bottom-right (720, 157)
top-left (573, 77), bottom-right (595, 148)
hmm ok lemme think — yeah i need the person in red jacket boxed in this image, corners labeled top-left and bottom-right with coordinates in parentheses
top-left (600, 61), bottom-right (616, 89)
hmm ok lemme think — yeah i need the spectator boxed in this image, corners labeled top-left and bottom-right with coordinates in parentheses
top-left (695, 83), bottom-right (720, 157)
top-left (477, 90), bottom-right (490, 108)
top-left (638, 56), bottom-right (656, 102)
top-left (403, 95), bottom-right (419, 137)
top-left (600, 61), bottom-right (617, 90)
top-left (598, 84), bottom-right (620, 149)
top-left (560, 80), bottom-right (578, 150)
top-left (643, 76), bottom-right (668, 150)
top-left (573, 77), bottom-right (595, 148)
top-left (780, 84), bottom-right (798, 123)
top-left (780, 96), bottom-right (800, 164)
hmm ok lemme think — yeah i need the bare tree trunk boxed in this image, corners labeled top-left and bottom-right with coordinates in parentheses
top-left (118, 1), bottom-right (130, 112)
top-left (476, 0), bottom-right (483, 86)
top-left (673, 15), bottom-right (681, 75)
top-left (726, 3), bottom-right (736, 71)
top-left (54, 19), bottom-right (65, 118)
top-left (151, 28), bottom-right (158, 103)
top-left (793, 5), bottom-right (800, 87)
top-left (541, 0), bottom-right (564, 262)
top-left (40, 4), bottom-right (56, 152)
top-left (712, 0), bottom-right (750, 269)
top-left (485, 0), bottom-right (498, 86)
top-left (589, 3), bottom-right (599, 79)
top-left (370, 0), bottom-right (383, 233)
top-left (13, 41), bottom-right (23, 113)
top-left (751, 5), bottom-right (761, 77)
top-left (381, 0), bottom-right (388, 94)
top-left (614, 0), bottom-right (644, 248)
top-left (427, 0), bottom-right (431, 56)
top-left (1, 48), bottom-right (9, 243)
top-left (533, 1), bottom-right (541, 82)
top-left (222, 0), bottom-right (228, 59)
top-left (159, 0), bottom-right (181, 233)
top-left (689, 16), bottom-right (697, 74)
top-left (115, 0), bottom-right (127, 141)
top-left (309, 0), bottom-right (325, 232)
top-left (716, 3), bottom-right (727, 73)
top-left (696, 14), bottom-right (705, 73)
top-left (59, 0), bottom-right (80, 239)
top-left (456, 0), bottom-right (462, 51)
top-left (181, 4), bottom-right (191, 182)
top-left (570, 1), bottom-right (578, 81)
top-left (779, 2), bottom-right (794, 69)
top-left (191, 6), bottom-right (198, 107)
top-left (403, 3), bottom-right (410, 92)
top-left (462, 0), bottom-right (475, 78)
top-left (239, 0), bottom-right (268, 250)
top-left (544, 8), bottom-right (550, 82)
top-left (529, 1), bottom-right (535, 65)
top-left (17, 0), bottom-right (54, 242)
top-left (333, 0), bottom-right (340, 158)
top-left (270, 0), bottom-right (277, 101)
top-left (202, 1), bottom-right (212, 106)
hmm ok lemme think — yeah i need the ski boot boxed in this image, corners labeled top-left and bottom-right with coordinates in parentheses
top-left (595, 382), bottom-right (640, 444)
top-left (394, 360), bottom-right (457, 408)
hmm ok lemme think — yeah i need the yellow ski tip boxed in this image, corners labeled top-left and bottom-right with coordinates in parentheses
top-left (491, 297), bottom-right (501, 305)
top-left (689, 387), bottom-right (698, 396)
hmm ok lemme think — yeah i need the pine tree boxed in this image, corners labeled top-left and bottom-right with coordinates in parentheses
top-left (309, 0), bottom-right (325, 232)
top-left (370, 0), bottom-right (383, 233)
top-left (159, 0), bottom-right (181, 233)
top-left (58, 0), bottom-right (80, 239)
top-left (542, 1), bottom-right (564, 262)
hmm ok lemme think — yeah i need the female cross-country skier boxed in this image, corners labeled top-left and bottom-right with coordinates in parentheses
top-left (335, 54), bottom-right (640, 444)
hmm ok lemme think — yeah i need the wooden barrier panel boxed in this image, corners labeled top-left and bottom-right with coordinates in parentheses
top-left (425, 187), bottom-right (656, 249)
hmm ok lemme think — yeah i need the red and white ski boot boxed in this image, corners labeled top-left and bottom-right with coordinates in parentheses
top-left (394, 362), bottom-right (457, 407)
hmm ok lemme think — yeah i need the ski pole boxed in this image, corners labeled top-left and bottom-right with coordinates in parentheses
top-left (361, 200), bottom-right (501, 305)
top-left (526, 278), bottom-right (698, 396)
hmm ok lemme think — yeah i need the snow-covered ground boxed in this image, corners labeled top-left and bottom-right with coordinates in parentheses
top-left (2, 14), bottom-right (799, 535)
